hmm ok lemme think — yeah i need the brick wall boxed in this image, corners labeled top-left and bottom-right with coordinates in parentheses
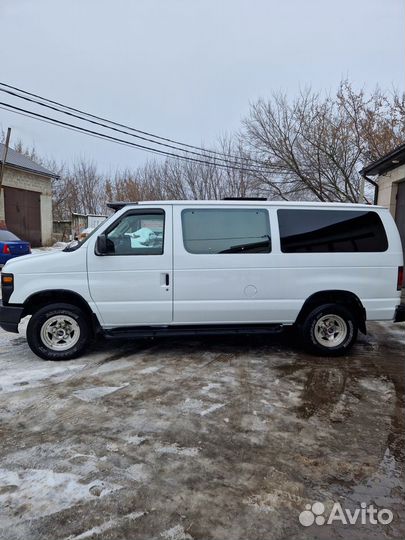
top-left (1, 167), bottom-right (52, 196)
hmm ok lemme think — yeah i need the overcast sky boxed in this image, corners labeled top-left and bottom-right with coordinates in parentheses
top-left (0, 0), bottom-right (403, 173)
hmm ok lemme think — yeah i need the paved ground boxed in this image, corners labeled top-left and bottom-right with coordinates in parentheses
top-left (0, 320), bottom-right (404, 540)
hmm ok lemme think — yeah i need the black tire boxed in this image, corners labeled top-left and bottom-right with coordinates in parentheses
top-left (26, 303), bottom-right (90, 360)
top-left (300, 303), bottom-right (358, 357)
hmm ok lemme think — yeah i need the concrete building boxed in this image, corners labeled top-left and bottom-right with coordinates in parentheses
top-left (0, 144), bottom-right (58, 246)
top-left (362, 144), bottom-right (405, 297)
top-left (362, 144), bottom-right (405, 254)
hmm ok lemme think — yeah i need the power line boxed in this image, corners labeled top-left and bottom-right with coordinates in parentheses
top-left (0, 81), bottom-right (276, 169)
top-left (0, 81), bottom-right (268, 165)
top-left (0, 85), bottom-right (273, 170)
top-left (0, 100), bottom-right (285, 176)
top-left (0, 104), bottom-right (179, 161)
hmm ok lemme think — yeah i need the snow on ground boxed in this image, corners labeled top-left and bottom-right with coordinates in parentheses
top-left (0, 468), bottom-right (121, 528)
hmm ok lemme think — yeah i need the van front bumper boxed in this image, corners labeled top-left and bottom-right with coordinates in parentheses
top-left (394, 304), bottom-right (405, 323)
top-left (0, 300), bottom-right (24, 333)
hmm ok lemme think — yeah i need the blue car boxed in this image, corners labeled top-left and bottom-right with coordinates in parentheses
top-left (0, 229), bottom-right (31, 267)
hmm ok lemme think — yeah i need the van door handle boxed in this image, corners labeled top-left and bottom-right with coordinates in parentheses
top-left (160, 273), bottom-right (170, 288)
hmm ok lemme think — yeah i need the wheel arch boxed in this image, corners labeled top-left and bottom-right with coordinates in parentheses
top-left (22, 290), bottom-right (101, 334)
top-left (295, 290), bottom-right (367, 334)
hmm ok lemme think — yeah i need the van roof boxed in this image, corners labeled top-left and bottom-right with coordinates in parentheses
top-left (108, 200), bottom-right (386, 211)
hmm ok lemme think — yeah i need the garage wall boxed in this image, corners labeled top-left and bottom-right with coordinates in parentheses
top-left (377, 164), bottom-right (405, 216)
top-left (395, 181), bottom-right (405, 252)
top-left (377, 166), bottom-right (405, 299)
top-left (40, 193), bottom-right (53, 245)
top-left (0, 167), bottom-right (53, 246)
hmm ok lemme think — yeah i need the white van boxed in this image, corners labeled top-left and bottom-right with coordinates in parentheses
top-left (0, 200), bottom-right (404, 360)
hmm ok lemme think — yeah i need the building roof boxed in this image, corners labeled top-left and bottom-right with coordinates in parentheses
top-left (0, 143), bottom-right (59, 178)
top-left (361, 142), bottom-right (405, 177)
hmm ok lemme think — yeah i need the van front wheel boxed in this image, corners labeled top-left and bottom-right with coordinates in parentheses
top-left (26, 303), bottom-right (90, 360)
top-left (301, 303), bottom-right (358, 356)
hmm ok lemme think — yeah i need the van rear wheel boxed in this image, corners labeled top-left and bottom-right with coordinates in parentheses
top-left (26, 303), bottom-right (90, 360)
top-left (300, 303), bottom-right (358, 356)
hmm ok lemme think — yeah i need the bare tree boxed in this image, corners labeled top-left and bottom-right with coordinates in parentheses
top-left (105, 135), bottom-right (258, 203)
top-left (338, 82), bottom-right (405, 162)
top-left (158, 136), bottom-right (258, 200)
top-left (70, 159), bottom-right (104, 214)
top-left (242, 81), bottom-right (405, 203)
top-left (106, 161), bottom-right (169, 204)
top-left (48, 158), bottom-right (105, 218)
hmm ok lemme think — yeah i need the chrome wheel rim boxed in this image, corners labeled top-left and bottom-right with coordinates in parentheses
top-left (314, 314), bottom-right (348, 348)
top-left (40, 315), bottom-right (80, 351)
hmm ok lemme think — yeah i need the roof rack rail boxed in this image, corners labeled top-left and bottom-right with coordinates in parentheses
top-left (107, 201), bottom-right (138, 211)
top-left (221, 197), bottom-right (267, 201)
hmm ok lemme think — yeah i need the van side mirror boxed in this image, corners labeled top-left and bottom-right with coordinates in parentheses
top-left (96, 234), bottom-right (108, 255)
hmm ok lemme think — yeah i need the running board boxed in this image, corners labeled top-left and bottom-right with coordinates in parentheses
top-left (103, 323), bottom-right (284, 340)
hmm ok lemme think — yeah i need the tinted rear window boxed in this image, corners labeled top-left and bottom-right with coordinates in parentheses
top-left (182, 208), bottom-right (271, 254)
top-left (278, 209), bottom-right (388, 253)
top-left (0, 230), bottom-right (20, 242)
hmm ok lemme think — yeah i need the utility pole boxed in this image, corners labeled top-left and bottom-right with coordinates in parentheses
top-left (0, 127), bottom-right (11, 189)
top-left (0, 127), bottom-right (11, 230)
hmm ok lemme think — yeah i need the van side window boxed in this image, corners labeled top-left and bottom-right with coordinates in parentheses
top-left (278, 209), bottom-right (388, 253)
top-left (105, 212), bottom-right (164, 255)
top-left (182, 209), bottom-right (271, 254)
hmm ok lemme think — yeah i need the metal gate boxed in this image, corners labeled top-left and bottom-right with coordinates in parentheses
top-left (4, 187), bottom-right (41, 246)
